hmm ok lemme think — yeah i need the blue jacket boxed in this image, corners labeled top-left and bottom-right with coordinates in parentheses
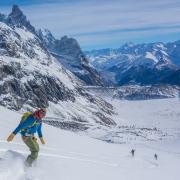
top-left (13, 114), bottom-right (43, 137)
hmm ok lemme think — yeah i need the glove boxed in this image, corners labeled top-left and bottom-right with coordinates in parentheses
top-left (7, 133), bottom-right (15, 142)
top-left (32, 136), bottom-right (37, 141)
top-left (40, 137), bottom-right (45, 145)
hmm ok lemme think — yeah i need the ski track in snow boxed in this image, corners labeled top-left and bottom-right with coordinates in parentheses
top-left (0, 148), bottom-right (118, 167)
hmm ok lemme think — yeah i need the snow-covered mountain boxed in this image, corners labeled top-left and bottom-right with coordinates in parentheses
top-left (38, 29), bottom-right (103, 86)
top-left (0, 5), bottom-right (115, 131)
top-left (86, 42), bottom-right (180, 86)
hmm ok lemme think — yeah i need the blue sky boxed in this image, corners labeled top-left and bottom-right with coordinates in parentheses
top-left (1, 0), bottom-right (180, 50)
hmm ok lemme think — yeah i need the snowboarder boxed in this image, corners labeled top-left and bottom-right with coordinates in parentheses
top-left (154, 153), bottom-right (158, 160)
top-left (131, 149), bottom-right (135, 157)
top-left (7, 108), bottom-right (47, 167)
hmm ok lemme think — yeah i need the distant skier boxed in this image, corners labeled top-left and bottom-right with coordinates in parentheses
top-left (131, 149), bottom-right (135, 157)
top-left (154, 153), bottom-right (158, 160)
top-left (7, 108), bottom-right (47, 167)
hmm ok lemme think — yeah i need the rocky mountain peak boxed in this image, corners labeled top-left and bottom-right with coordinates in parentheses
top-left (38, 29), bottom-right (104, 86)
top-left (9, 5), bottom-right (23, 18)
top-left (38, 28), bottom-right (56, 48)
top-left (8, 5), bottom-right (25, 25)
top-left (7, 5), bottom-right (35, 33)
top-left (39, 28), bottom-right (53, 37)
top-left (57, 36), bottom-right (82, 57)
top-left (0, 13), bottom-right (6, 22)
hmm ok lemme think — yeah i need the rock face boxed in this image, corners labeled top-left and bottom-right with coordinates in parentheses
top-left (0, 5), bottom-right (115, 130)
top-left (38, 29), bottom-right (103, 86)
top-left (7, 5), bottom-right (36, 33)
top-left (86, 42), bottom-right (180, 86)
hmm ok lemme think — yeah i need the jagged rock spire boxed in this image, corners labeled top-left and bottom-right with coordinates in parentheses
top-left (9, 5), bottom-right (23, 19)
top-left (7, 5), bottom-right (36, 33)
top-left (0, 13), bottom-right (6, 22)
top-left (8, 5), bottom-right (26, 24)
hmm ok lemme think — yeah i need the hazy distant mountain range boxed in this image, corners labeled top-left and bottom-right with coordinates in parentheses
top-left (86, 41), bottom-right (180, 86)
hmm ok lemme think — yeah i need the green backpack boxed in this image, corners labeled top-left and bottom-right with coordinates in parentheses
top-left (20, 112), bottom-right (37, 132)
top-left (21, 112), bottom-right (33, 122)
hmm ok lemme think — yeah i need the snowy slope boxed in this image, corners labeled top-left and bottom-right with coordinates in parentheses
top-left (0, 5), bottom-right (115, 131)
top-left (0, 105), bottom-right (180, 180)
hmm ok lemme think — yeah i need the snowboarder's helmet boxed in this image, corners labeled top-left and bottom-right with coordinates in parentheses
top-left (34, 108), bottom-right (47, 119)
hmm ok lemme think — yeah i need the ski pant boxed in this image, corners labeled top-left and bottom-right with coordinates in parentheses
top-left (22, 136), bottom-right (39, 166)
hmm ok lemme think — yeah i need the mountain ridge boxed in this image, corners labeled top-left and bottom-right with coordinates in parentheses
top-left (38, 28), bottom-right (104, 86)
top-left (86, 41), bottom-right (180, 86)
